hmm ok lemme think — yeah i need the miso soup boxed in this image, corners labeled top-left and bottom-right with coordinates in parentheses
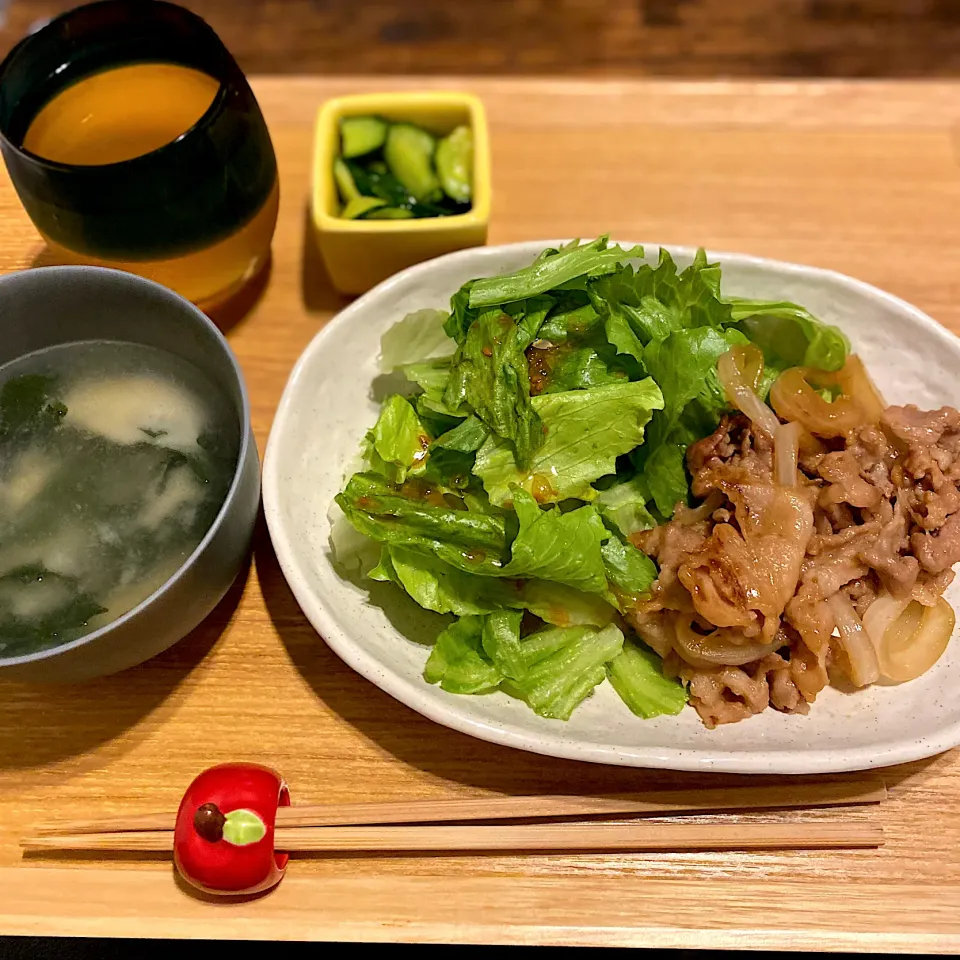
top-left (0, 341), bottom-right (239, 656)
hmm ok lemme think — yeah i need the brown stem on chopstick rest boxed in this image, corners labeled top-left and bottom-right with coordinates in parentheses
top-left (22, 820), bottom-right (883, 854)
top-left (32, 779), bottom-right (887, 836)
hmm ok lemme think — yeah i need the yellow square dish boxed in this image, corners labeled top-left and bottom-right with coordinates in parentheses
top-left (312, 92), bottom-right (491, 295)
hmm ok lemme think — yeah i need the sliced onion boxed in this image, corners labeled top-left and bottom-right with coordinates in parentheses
top-left (827, 593), bottom-right (880, 687)
top-left (838, 355), bottom-right (886, 424)
top-left (739, 344), bottom-right (765, 393)
top-left (879, 597), bottom-right (955, 683)
top-left (717, 346), bottom-right (781, 438)
top-left (862, 592), bottom-right (910, 656)
top-left (774, 421), bottom-right (801, 487)
top-left (674, 615), bottom-right (781, 667)
top-left (770, 356), bottom-right (881, 439)
top-left (675, 490), bottom-right (724, 526)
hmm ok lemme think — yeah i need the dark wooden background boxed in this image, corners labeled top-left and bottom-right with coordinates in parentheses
top-left (1, 0), bottom-right (959, 76)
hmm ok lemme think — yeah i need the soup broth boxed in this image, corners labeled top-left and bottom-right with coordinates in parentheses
top-left (0, 341), bottom-right (239, 656)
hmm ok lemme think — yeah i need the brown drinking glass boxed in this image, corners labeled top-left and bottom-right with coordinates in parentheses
top-left (0, 0), bottom-right (279, 309)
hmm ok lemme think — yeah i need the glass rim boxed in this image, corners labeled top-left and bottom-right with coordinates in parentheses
top-left (0, 0), bottom-right (237, 175)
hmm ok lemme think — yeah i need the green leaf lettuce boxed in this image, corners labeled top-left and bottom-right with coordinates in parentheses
top-left (474, 379), bottom-right (664, 505)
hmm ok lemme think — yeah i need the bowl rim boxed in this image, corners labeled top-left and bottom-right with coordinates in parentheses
top-left (263, 238), bottom-right (960, 774)
top-left (311, 90), bottom-right (491, 235)
top-left (0, 264), bottom-right (254, 666)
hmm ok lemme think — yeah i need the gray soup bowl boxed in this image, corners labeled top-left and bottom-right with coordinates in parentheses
top-left (0, 266), bottom-right (260, 682)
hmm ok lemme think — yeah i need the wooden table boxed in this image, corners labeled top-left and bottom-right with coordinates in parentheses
top-left (2, 77), bottom-right (960, 949)
top-left (5, 1), bottom-right (957, 78)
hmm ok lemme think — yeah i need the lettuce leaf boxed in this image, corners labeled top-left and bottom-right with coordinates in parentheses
top-left (540, 346), bottom-right (630, 393)
top-left (469, 237), bottom-right (642, 309)
top-left (427, 616), bottom-right (628, 707)
top-left (362, 395), bottom-right (430, 484)
top-left (591, 248), bottom-right (732, 350)
top-left (400, 357), bottom-right (452, 398)
top-left (503, 623), bottom-right (624, 719)
top-left (380, 308), bottom-right (454, 371)
top-left (517, 581), bottom-right (617, 626)
top-left (531, 294), bottom-right (639, 394)
top-left (328, 501), bottom-right (382, 577)
top-left (424, 616), bottom-right (502, 694)
top-left (400, 357), bottom-right (472, 426)
top-left (474, 379), bottom-right (664, 505)
top-left (481, 610), bottom-right (526, 680)
top-left (370, 545), bottom-right (505, 616)
top-left (643, 327), bottom-right (747, 431)
top-left (596, 475), bottom-right (658, 537)
top-left (603, 310), bottom-right (647, 366)
top-left (443, 281), bottom-right (477, 344)
top-left (501, 489), bottom-right (609, 593)
top-left (638, 433), bottom-right (691, 518)
top-left (537, 301), bottom-right (601, 343)
top-left (657, 247), bottom-right (730, 330)
top-left (607, 640), bottom-right (687, 719)
top-left (638, 327), bottom-right (747, 515)
top-left (432, 415), bottom-right (489, 453)
top-left (422, 415), bottom-right (489, 487)
top-left (600, 533), bottom-right (658, 598)
top-left (371, 544), bottom-right (617, 625)
top-left (727, 297), bottom-right (849, 375)
top-left (335, 473), bottom-right (509, 575)
top-left (443, 307), bottom-right (546, 468)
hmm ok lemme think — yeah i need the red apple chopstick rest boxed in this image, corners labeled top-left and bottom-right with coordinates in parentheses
top-left (174, 763), bottom-right (290, 895)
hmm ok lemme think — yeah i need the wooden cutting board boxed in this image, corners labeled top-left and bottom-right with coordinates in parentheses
top-left (1, 77), bottom-right (960, 949)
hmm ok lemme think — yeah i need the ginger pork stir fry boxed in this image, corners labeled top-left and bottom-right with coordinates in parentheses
top-left (630, 345), bottom-right (959, 727)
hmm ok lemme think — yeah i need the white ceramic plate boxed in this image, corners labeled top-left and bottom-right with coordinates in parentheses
top-left (263, 241), bottom-right (960, 773)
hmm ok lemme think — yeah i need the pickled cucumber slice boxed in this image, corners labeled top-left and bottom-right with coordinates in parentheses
top-left (363, 206), bottom-right (415, 220)
top-left (346, 160), bottom-right (410, 207)
top-left (340, 116), bottom-right (388, 158)
top-left (341, 196), bottom-right (387, 219)
top-left (435, 125), bottom-right (473, 204)
top-left (333, 157), bottom-right (360, 202)
top-left (384, 124), bottom-right (440, 202)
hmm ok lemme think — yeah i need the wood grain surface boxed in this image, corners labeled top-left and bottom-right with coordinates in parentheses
top-left (2, 76), bottom-right (960, 948)
top-left (3, 1), bottom-right (960, 78)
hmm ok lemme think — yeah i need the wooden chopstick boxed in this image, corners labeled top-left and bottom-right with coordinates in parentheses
top-left (21, 820), bottom-right (883, 854)
top-left (33, 779), bottom-right (886, 836)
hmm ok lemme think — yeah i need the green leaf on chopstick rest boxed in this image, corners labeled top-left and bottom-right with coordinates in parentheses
top-left (222, 809), bottom-right (267, 846)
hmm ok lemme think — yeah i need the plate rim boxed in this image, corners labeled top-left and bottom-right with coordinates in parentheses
top-left (264, 239), bottom-right (960, 773)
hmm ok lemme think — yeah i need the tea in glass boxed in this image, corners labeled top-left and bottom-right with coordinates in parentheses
top-left (0, 0), bottom-right (279, 309)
